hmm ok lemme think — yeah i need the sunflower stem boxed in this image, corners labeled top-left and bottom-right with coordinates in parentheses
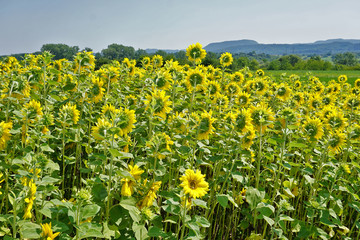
top-left (180, 196), bottom-right (188, 240)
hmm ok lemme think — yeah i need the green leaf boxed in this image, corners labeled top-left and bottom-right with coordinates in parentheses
top-left (192, 199), bottom-right (208, 209)
top-left (263, 215), bottom-right (275, 226)
top-left (216, 194), bottom-right (229, 208)
top-left (194, 216), bottom-right (210, 228)
top-left (289, 142), bottom-right (307, 148)
top-left (77, 222), bottom-right (103, 239)
top-left (109, 148), bottom-right (133, 159)
top-left (133, 222), bottom-right (148, 240)
top-left (120, 198), bottom-right (141, 223)
top-left (41, 176), bottom-right (61, 185)
top-left (20, 222), bottom-right (41, 239)
top-left (40, 144), bottom-right (54, 152)
top-left (245, 187), bottom-right (265, 210)
top-left (80, 204), bottom-right (101, 220)
top-left (256, 202), bottom-right (275, 218)
top-left (148, 226), bottom-right (168, 237)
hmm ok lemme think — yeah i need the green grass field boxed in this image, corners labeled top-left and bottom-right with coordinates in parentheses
top-left (267, 70), bottom-right (360, 85)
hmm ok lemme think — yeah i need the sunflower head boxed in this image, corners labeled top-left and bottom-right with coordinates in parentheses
top-left (0, 121), bottom-right (13, 150)
top-left (219, 52), bottom-right (233, 67)
top-left (41, 222), bottom-right (60, 240)
top-left (179, 169), bottom-right (209, 199)
top-left (302, 117), bottom-right (324, 140)
top-left (206, 80), bottom-right (221, 96)
top-left (186, 68), bottom-right (206, 91)
top-left (234, 109), bottom-right (253, 135)
top-left (250, 103), bottom-right (275, 134)
top-left (338, 75), bottom-right (347, 83)
top-left (232, 72), bottom-right (244, 83)
top-left (276, 83), bottom-right (292, 101)
top-left (354, 79), bottom-right (360, 89)
top-left (23, 99), bottom-right (43, 120)
top-left (91, 118), bottom-right (112, 141)
top-left (144, 89), bottom-right (172, 119)
top-left (344, 94), bottom-right (360, 110)
top-left (59, 103), bottom-right (80, 125)
top-left (226, 82), bottom-right (240, 95)
top-left (197, 110), bottom-right (216, 140)
top-left (152, 55), bottom-right (163, 68)
top-left (186, 43), bottom-right (206, 65)
top-left (237, 91), bottom-right (251, 108)
top-left (328, 130), bottom-right (346, 154)
top-left (115, 107), bottom-right (136, 136)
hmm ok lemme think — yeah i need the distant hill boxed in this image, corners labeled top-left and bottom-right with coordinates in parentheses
top-left (203, 39), bottom-right (360, 55)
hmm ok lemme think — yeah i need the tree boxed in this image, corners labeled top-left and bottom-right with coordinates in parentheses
top-left (101, 44), bottom-right (135, 60)
top-left (41, 43), bottom-right (79, 60)
top-left (333, 52), bottom-right (358, 66)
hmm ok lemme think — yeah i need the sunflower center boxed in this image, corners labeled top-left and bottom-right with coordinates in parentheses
top-left (118, 112), bottom-right (130, 129)
top-left (199, 117), bottom-right (210, 134)
top-left (277, 87), bottom-right (286, 96)
top-left (238, 96), bottom-right (248, 105)
top-left (189, 73), bottom-right (203, 87)
top-left (189, 180), bottom-right (197, 189)
top-left (236, 114), bottom-right (246, 131)
top-left (155, 76), bottom-right (166, 88)
top-left (305, 124), bottom-right (318, 137)
top-left (154, 98), bottom-right (165, 114)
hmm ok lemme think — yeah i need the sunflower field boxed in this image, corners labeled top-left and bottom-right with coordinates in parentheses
top-left (0, 43), bottom-right (360, 240)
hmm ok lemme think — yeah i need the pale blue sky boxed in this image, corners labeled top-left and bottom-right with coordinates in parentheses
top-left (1, 0), bottom-right (360, 55)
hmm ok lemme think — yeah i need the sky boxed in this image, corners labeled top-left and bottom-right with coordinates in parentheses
top-left (1, 0), bottom-right (360, 55)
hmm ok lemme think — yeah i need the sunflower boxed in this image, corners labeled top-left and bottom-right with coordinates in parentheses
top-left (330, 83), bottom-right (341, 94)
top-left (0, 121), bottom-right (12, 150)
top-left (146, 132), bottom-right (174, 159)
top-left (101, 104), bottom-right (119, 119)
top-left (197, 110), bottom-right (216, 140)
top-left (89, 76), bottom-right (105, 103)
top-left (59, 103), bottom-right (80, 125)
top-left (328, 130), bottom-right (346, 153)
top-left (122, 58), bottom-right (136, 76)
top-left (344, 94), bottom-right (360, 110)
top-left (121, 178), bottom-right (135, 196)
top-left (206, 80), bottom-right (221, 96)
top-left (116, 107), bottom-right (136, 136)
top-left (144, 89), bottom-right (172, 119)
top-left (179, 169), bottom-right (209, 199)
top-left (289, 74), bottom-right (300, 82)
top-left (277, 107), bottom-right (299, 128)
top-left (41, 222), bottom-right (60, 240)
top-left (294, 80), bottom-right (302, 90)
top-left (237, 91), bottom-right (251, 108)
top-left (234, 109), bottom-right (253, 135)
top-left (350, 124), bottom-right (360, 140)
top-left (309, 76), bottom-right (320, 85)
top-left (313, 83), bottom-right (325, 95)
top-left (338, 75), bottom-right (347, 83)
top-left (129, 164), bottom-right (144, 180)
top-left (292, 92), bottom-right (305, 106)
top-left (226, 82), bottom-right (240, 96)
top-left (152, 55), bottom-right (163, 68)
top-left (141, 57), bottom-right (151, 68)
top-left (318, 105), bottom-right (336, 120)
top-left (242, 126), bottom-right (256, 149)
top-left (220, 52), bottom-right (233, 67)
top-left (255, 69), bottom-right (265, 77)
top-left (212, 93), bottom-right (229, 111)
top-left (321, 95), bottom-right (333, 106)
top-left (251, 78), bottom-right (268, 95)
top-left (250, 103), bottom-right (275, 134)
top-left (138, 181), bottom-right (162, 209)
top-left (168, 112), bottom-right (187, 134)
top-left (186, 43), bottom-right (206, 65)
top-left (92, 118), bottom-right (112, 141)
top-left (324, 111), bottom-right (348, 131)
top-left (186, 68), bottom-right (206, 91)
top-left (308, 94), bottom-right (322, 111)
top-left (302, 117), bottom-right (324, 140)
top-left (153, 70), bottom-right (173, 90)
top-left (23, 99), bottom-right (43, 120)
top-left (231, 72), bottom-right (244, 83)
top-left (276, 83), bottom-right (292, 101)
top-left (354, 79), bottom-right (360, 89)
top-left (74, 51), bottom-right (95, 73)
top-left (23, 180), bottom-right (36, 219)
top-left (62, 74), bottom-right (77, 91)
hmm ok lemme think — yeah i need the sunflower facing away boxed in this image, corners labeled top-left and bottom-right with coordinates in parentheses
top-left (186, 43), bottom-right (207, 65)
top-left (302, 117), bottom-right (324, 140)
top-left (91, 118), bottom-right (112, 141)
top-left (197, 110), bottom-right (216, 140)
top-left (89, 76), bottom-right (105, 103)
top-left (219, 52), bottom-right (233, 67)
top-left (328, 130), bottom-right (346, 154)
top-left (144, 89), bottom-right (172, 119)
top-left (250, 103), bottom-right (275, 134)
top-left (116, 107), bottom-right (136, 136)
top-left (59, 103), bottom-right (80, 125)
top-left (0, 121), bottom-right (12, 150)
top-left (180, 169), bottom-right (209, 199)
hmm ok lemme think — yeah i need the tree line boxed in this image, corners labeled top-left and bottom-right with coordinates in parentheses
top-left (2, 43), bottom-right (360, 71)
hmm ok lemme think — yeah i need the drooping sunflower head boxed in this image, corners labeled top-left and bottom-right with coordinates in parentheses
top-left (144, 89), bottom-right (172, 119)
top-left (179, 169), bottom-right (209, 199)
top-left (115, 107), bottom-right (136, 136)
top-left (59, 103), bottom-right (80, 125)
top-left (40, 222), bottom-right (60, 240)
top-left (128, 163), bottom-right (144, 181)
top-left (328, 130), bottom-right (346, 154)
top-left (91, 118), bottom-right (112, 141)
top-left (186, 68), bottom-right (206, 91)
top-left (250, 103), bottom-right (275, 134)
top-left (302, 117), bottom-right (324, 140)
top-left (219, 52), bottom-right (233, 67)
top-left (186, 43), bottom-right (206, 64)
top-left (197, 110), bottom-right (216, 140)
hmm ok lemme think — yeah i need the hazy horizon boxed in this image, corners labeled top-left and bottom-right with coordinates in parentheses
top-left (1, 0), bottom-right (360, 55)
